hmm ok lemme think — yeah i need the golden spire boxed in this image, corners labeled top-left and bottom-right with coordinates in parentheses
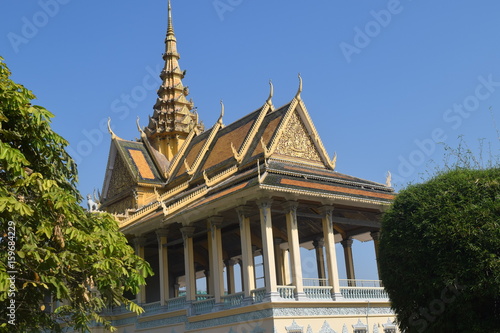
top-left (146, 0), bottom-right (203, 160)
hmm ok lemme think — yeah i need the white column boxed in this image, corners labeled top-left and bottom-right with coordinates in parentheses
top-left (236, 206), bottom-right (255, 302)
top-left (181, 226), bottom-right (196, 301)
top-left (256, 198), bottom-right (278, 300)
top-left (208, 216), bottom-right (224, 303)
top-left (133, 236), bottom-right (147, 304)
top-left (319, 205), bottom-right (342, 300)
top-left (156, 228), bottom-right (169, 305)
top-left (283, 201), bottom-right (305, 300)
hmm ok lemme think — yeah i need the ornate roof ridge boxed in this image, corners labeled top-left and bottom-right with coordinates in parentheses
top-left (266, 165), bottom-right (394, 193)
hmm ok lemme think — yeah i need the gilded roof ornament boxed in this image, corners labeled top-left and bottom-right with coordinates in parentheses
top-left (183, 159), bottom-right (194, 175)
top-left (230, 142), bottom-right (243, 164)
top-left (136, 117), bottom-right (146, 138)
top-left (260, 137), bottom-right (271, 158)
top-left (385, 171), bottom-right (392, 187)
top-left (153, 186), bottom-right (168, 215)
top-left (218, 99), bottom-right (225, 126)
top-left (107, 117), bottom-right (117, 140)
top-left (331, 152), bottom-right (337, 170)
top-left (295, 73), bottom-right (303, 101)
top-left (266, 80), bottom-right (274, 107)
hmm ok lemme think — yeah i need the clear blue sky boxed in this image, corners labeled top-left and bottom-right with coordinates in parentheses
top-left (2, 1), bottom-right (500, 280)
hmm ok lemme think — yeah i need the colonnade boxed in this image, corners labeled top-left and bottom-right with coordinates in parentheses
top-left (132, 200), bottom-right (382, 305)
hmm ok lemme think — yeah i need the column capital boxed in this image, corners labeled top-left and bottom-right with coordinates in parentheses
top-left (370, 231), bottom-right (381, 241)
top-left (341, 238), bottom-right (354, 248)
top-left (282, 200), bottom-right (299, 214)
top-left (274, 237), bottom-right (284, 245)
top-left (207, 215), bottom-right (223, 229)
top-left (318, 205), bottom-right (334, 216)
top-left (256, 198), bottom-right (273, 209)
top-left (180, 226), bottom-right (195, 240)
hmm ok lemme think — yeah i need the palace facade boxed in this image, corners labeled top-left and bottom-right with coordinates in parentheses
top-left (96, 2), bottom-right (398, 332)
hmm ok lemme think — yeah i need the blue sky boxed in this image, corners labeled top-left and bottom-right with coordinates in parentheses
top-left (2, 1), bottom-right (500, 280)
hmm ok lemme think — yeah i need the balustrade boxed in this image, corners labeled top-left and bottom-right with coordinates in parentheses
top-left (277, 286), bottom-right (296, 300)
top-left (222, 292), bottom-right (245, 309)
top-left (166, 296), bottom-right (186, 311)
top-left (141, 301), bottom-right (162, 315)
top-left (192, 297), bottom-right (215, 315)
top-left (251, 287), bottom-right (266, 303)
top-left (303, 286), bottom-right (333, 300)
top-left (340, 287), bottom-right (389, 299)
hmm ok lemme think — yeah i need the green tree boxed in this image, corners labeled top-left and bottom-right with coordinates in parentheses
top-left (379, 167), bottom-right (500, 332)
top-left (0, 57), bottom-right (152, 332)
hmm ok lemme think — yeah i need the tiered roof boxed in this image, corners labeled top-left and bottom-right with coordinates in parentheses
top-left (99, 3), bottom-right (395, 232)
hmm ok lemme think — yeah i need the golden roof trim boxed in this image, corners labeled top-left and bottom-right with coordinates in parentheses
top-left (120, 185), bottom-right (209, 228)
top-left (296, 99), bottom-right (336, 169)
top-left (266, 166), bottom-right (392, 192)
top-left (258, 183), bottom-right (392, 206)
top-left (266, 99), bottom-right (298, 154)
top-left (203, 165), bottom-right (238, 187)
top-left (118, 181), bottom-right (190, 227)
top-left (188, 118), bottom-right (223, 176)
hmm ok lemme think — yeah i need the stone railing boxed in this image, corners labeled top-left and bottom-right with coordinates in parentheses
top-left (141, 301), bottom-right (162, 315)
top-left (340, 287), bottom-right (389, 300)
top-left (192, 297), bottom-right (215, 315)
top-left (304, 286), bottom-right (333, 300)
top-left (222, 292), bottom-right (244, 309)
top-left (166, 296), bottom-right (186, 311)
top-left (252, 287), bottom-right (267, 303)
top-left (277, 286), bottom-right (296, 300)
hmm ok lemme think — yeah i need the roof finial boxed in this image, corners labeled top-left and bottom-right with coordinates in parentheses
top-left (145, 0), bottom-right (204, 159)
top-left (218, 100), bottom-right (225, 125)
top-left (266, 79), bottom-right (274, 106)
top-left (295, 73), bottom-right (303, 101)
top-left (386, 171), bottom-right (392, 187)
top-left (167, 0), bottom-right (174, 35)
top-left (107, 117), bottom-right (117, 140)
top-left (136, 117), bottom-right (146, 138)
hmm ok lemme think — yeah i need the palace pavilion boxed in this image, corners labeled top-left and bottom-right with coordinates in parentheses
top-left (95, 2), bottom-right (398, 332)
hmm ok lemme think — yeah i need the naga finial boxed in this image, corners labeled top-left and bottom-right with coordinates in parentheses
top-left (386, 171), bottom-right (392, 187)
top-left (218, 99), bottom-right (224, 125)
top-left (136, 116), bottom-right (146, 138)
top-left (331, 152), bottom-right (337, 170)
top-left (266, 80), bottom-right (274, 106)
top-left (295, 73), bottom-right (303, 101)
top-left (107, 117), bottom-right (117, 140)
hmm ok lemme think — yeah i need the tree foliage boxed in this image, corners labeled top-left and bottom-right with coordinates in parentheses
top-left (0, 57), bottom-right (152, 332)
top-left (379, 167), bottom-right (500, 332)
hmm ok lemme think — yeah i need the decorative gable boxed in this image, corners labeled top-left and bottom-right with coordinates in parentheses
top-left (105, 152), bottom-right (136, 200)
top-left (275, 109), bottom-right (322, 162)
